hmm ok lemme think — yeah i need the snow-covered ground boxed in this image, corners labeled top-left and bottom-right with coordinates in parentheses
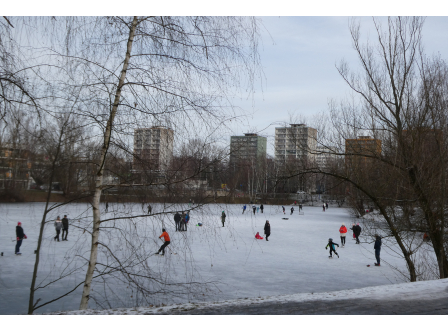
top-left (48, 278), bottom-right (448, 315)
top-left (0, 202), bottom-right (409, 314)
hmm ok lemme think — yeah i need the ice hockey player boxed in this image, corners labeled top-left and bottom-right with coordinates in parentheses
top-left (339, 223), bottom-right (347, 246)
top-left (374, 235), bottom-right (382, 266)
top-left (221, 211), bottom-right (226, 227)
top-left (15, 222), bottom-right (27, 255)
top-left (156, 229), bottom-right (171, 256)
top-left (282, 206), bottom-right (285, 214)
top-left (290, 206), bottom-right (294, 215)
top-left (252, 205), bottom-right (256, 215)
top-left (242, 205), bottom-right (247, 214)
top-left (325, 238), bottom-right (339, 258)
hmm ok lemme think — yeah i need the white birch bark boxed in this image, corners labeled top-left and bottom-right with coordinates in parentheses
top-left (79, 16), bottom-right (139, 310)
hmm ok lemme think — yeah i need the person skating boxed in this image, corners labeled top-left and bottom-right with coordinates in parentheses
top-left (221, 211), bottom-right (226, 227)
top-left (260, 204), bottom-right (264, 213)
top-left (299, 204), bottom-right (302, 212)
top-left (252, 205), bottom-right (256, 215)
top-left (105, 202), bottom-right (109, 213)
top-left (147, 204), bottom-right (152, 214)
top-left (325, 238), bottom-right (339, 258)
top-left (242, 205), bottom-right (246, 214)
top-left (264, 220), bottom-right (270, 241)
top-left (322, 203), bottom-right (326, 212)
top-left (156, 229), bottom-right (171, 256)
top-left (174, 212), bottom-right (181, 231)
top-left (374, 235), bottom-right (382, 266)
top-left (282, 206), bottom-right (285, 214)
top-left (290, 207), bottom-right (294, 215)
top-left (354, 223), bottom-right (362, 244)
top-left (62, 215), bottom-right (69, 241)
top-left (15, 222), bottom-right (27, 255)
top-left (325, 202), bottom-right (328, 210)
top-left (339, 223), bottom-right (347, 246)
top-left (54, 216), bottom-right (63, 242)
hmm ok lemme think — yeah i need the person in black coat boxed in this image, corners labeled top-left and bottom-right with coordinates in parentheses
top-left (15, 222), bottom-right (27, 255)
top-left (264, 220), bottom-right (271, 241)
top-left (260, 204), bottom-right (264, 213)
top-left (174, 212), bottom-right (181, 231)
top-left (62, 215), bottom-right (69, 241)
top-left (354, 223), bottom-right (362, 244)
top-left (374, 235), bottom-right (382, 266)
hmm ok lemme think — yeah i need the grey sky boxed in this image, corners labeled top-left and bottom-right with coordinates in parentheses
top-left (231, 16), bottom-right (448, 155)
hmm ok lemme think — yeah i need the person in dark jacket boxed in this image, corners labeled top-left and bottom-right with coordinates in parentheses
top-left (147, 204), bottom-right (152, 214)
top-left (374, 235), bottom-right (382, 266)
top-left (264, 220), bottom-right (271, 241)
top-left (252, 205), bottom-right (256, 215)
top-left (180, 212), bottom-right (186, 231)
top-left (174, 212), bottom-right (181, 231)
top-left (221, 211), bottom-right (226, 227)
top-left (353, 223), bottom-right (362, 244)
top-left (54, 216), bottom-right (63, 241)
top-left (62, 215), bottom-right (69, 241)
top-left (290, 207), bottom-right (294, 215)
top-left (260, 204), bottom-right (264, 213)
top-left (15, 222), bottom-right (27, 255)
top-left (325, 238), bottom-right (339, 258)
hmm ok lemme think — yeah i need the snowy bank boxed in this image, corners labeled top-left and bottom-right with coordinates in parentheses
top-left (48, 278), bottom-right (448, 315)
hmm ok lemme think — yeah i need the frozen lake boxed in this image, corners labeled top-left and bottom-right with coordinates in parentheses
top-left (0, 202), bottom-right (408, 314)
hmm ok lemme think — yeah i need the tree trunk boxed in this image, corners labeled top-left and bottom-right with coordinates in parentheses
top-left (79, 16), bottom-right (138, 310)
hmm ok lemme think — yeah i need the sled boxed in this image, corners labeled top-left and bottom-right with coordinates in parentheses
top-left (281, 218), bottom-right (289, 220)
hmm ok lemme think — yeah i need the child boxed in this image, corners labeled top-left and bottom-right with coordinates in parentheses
top-left (255, 232), bottom-right (264, 240)
top-left (325, 238), bottom-right (339, 258)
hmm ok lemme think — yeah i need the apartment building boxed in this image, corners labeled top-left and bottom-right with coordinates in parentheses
top-left (316, 145), bottom-right (338, 169)
top-left (133, 126), bottom-right (174, 172)
top-left (229, 133), bottom-right (267, 166)
top-left (0, 145), bottom-right (32, 189)
top-left (275, 124), bottom-right (317, 163)
top-left (345, 136), bottom-right (382, 167)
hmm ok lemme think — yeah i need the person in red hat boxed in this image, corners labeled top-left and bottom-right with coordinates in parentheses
top-left (15, 222), bottom-right (27, 255)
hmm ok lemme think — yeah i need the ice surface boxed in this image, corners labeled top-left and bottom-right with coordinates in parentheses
top-left (0, 202), bottom-right (408, 314)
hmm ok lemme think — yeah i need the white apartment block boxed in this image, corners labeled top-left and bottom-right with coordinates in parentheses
top-left (133, 126), bottom-right (174, 171)
top-left (316, 145), bottom-right (337, 169)
top-left (275, 124), bottom-right (317, 163)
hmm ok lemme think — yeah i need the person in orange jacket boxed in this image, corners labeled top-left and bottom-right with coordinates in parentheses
top-left (339, 223), bottom-right (348, 246)
top-left (156, 228), bottom-right (171, 256)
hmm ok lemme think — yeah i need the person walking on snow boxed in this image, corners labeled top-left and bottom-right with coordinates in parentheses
top-left (54, 216), bottom-right (63, 242)
top-left (325, 238), bottom-right (339, 258)
top-left (156, 228), bottom-right (170, 256)
top-left (184, 211), bottom-right (190, 231)
top-left (353, 223), bottom-right (362, 244)
top-left (374, 235), bottom-right (382, 266)
top-left (242, 205), bottom-right (246, 214)
top-left (339, 223), bottom-right (347, 246)
top-left (282, 206), bottom-right (285, 214)
top-left (264, 220), bottom-right (271, 241)
top-left (147, 204), bottom-right (152, 214)
top-left (290, 206), bottom-right (294, 215)
top-left (221, 211), bottom-right (226, 227)
top-left (15, 222), bottom-right (27, 255)
top-left (62, 215), bottom-right (69, 241)
top-left (174, 212), bottom-right (181, 231)
top-left (252, 205), bottom-right (256, 215)
top-left (260, 204), bottom-right (264, 213)
top-left (339, 223), bottom-right (348, 246)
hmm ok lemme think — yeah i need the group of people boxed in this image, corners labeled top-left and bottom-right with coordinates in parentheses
top-left (54, 215), bottom-right (69, 241)
top-left (322, 202), bottom-right (328, 211)
top-left (173, 211), bottom-right (190, 231)
top-left (242, 204), bottom-right (264, 214)
top-left (337, 222), bottom-right (382, 265)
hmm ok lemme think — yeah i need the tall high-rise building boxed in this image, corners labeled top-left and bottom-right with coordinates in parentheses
top-left (229, 133), bottom-right (267, 165)
top-left (275, 124), bottom-right (317, 163)
top-left (316, 145), bottom-right (338, 169)
top-left (133, 126), bottom-right (174, 171)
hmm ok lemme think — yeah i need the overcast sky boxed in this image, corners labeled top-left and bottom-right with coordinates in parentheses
top-left (230, 16), bottom-right (448, 154)
top-left (5, 2), bottom-right (448, 155)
